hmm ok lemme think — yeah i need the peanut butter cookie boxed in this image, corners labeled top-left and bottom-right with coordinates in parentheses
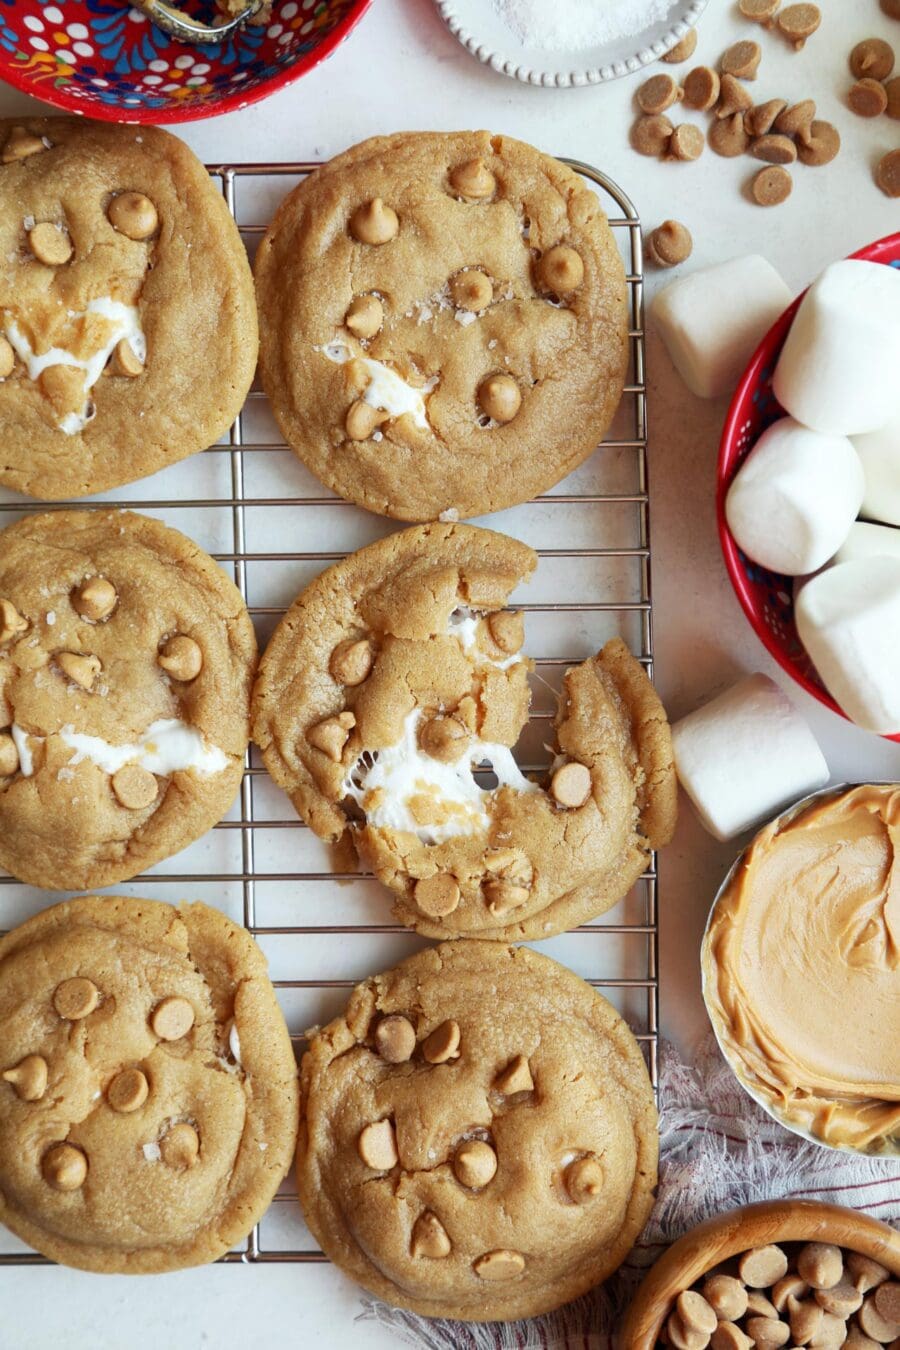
top-left (0, 896), bottom-right (298, 1272)
top-left (254, 130), bottom-right (628, 522)
top-left (298, 941), bottom-right (658, 1320)
top-left (252, 523), bottom-right (676, 940)
top-left (0, 509), bottom-right (255, 890)
top-left (0, 118), bottom-right (257, 499)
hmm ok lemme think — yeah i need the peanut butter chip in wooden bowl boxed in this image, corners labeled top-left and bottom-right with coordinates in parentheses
top-left (817, 1278), bottom-right (864, 1317)
top-left (450, 269), bottom-right (493, 312)
top-left (494, 1053), bottom-right (533, 1094)
top-left (746, 1316), bottom-right (789, 1347)
top-left (414, 874), bottom-right (460, 918)
top-left (677, 1290), bottom-right (718, 1337)
top-left (0, 336), bottom-right (14, 380)
top-left (0, 733), bottom-right (18, 777)
top-left (344, 293), bottom-right (383, 338)
top-left (28, 222), bottom-right (72, 266)
top-left (422, 1019), bottom-right (461, 1064)
top-left (2, 1054), bottom-right (48, 1102)
top-left (454, 1139), bottom-right (497, 1189)
top-left (449, 158), bottom-right (495, 199)
top-left (850, 38), bottom-right (895, 81)
top-left (0, 599), bottom-right (27, 644)
top-left (874, 1282), bottom-right (900, 1323)
top-left (2, 126), bottom-right (49, 163)
top-left (42, 1143), bottom-right (87, 1192)
top-left (411, 1211), bottom-right (451, 1258)
top-left (710, 1325), bottom-right (752, 1350)
top-left (478, 373), bottom-right (521, 423)
top-left (112, 765), bottom-right (158, 811)
top-left (564, 1155), bottom-right (604, 1204)
top-left (740, 1244), bottom-right (790, 1287)
top-left (107, 1067), bottom-right (149, 1113)
top-left (160, 1122), bottom-right (200, 1170)
top-left (329, 637), bottom-right (374, 686)
top-left (772, 1273), bottom-right (808, 1310)
top-left (72, 577), bottom-right (117, 623)
top-left (848, 1254), bottom-right (891, 1293)
top-left (151, 995), bottom-right (195, 1041)
top-left (551, 761), bottom-right (592, 808)
top-left (859, 1293), bottom-right (900, 1342)
top-left (474, 1249), bottom-right (526, 1281)
top-left (107, 191), bottom-right (158, 241)
top-left (373, 1015), bottom-right (416, 1063)
top-left (349, 197), bottom-right (398, 245)
top-left (158, 634), bottom-right (203, 682)
top-left (704, 1274), bottom-right (750, 1321)
top-left (358, 1119), bottom-right (398, 1171)
top-left (54, 977), bottom-right (99, 1020)
top-left (797, 1242), bottom-right (843, 1290)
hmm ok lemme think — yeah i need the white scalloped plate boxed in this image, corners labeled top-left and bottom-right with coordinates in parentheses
top-left (435, 0), bottom-right (709, 87)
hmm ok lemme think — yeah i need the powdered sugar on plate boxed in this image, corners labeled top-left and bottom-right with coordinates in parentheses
top-left (492, 0), bottom-right (675, 49)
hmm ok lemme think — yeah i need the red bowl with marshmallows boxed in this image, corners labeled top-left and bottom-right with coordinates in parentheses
top-left (716, 231), bottom-right (900, 742)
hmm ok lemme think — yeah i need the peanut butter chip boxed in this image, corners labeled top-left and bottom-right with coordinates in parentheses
top-left (537, 245), bottom-right (585, 293)
top-left (494, 1054), bottom-right (533, 1094)
top-left (637, 73), bottom-right (683, 114)
top-left (57, 651), bottom-right (101, 691)
top-left (631, 114), bottom-right (674, 156)
top-left (677, 1291), bottom-right (718, 1337)
top-left (112, 764), bottom-right (158, 811)
top-left (777, 2), bottom-right (820, 48)
top-left (648, 220), bottom-right (693, 267)
top-left (710, 113), bottom-right (751, 158)
top-left (848, 1254), bottom-right (891, 1294)
top-left (787, 1296), bottom-right (823, 1343)
top-left (797, 120), bottom-right (841, 166)
top-left (107, 1067), bottom-right (149, 1113)
top-left (111, 338), bottom-right (143, 378)
top-left (160, 1122), bottom-right (199, 1169)
top-left (551, 761), bottom-right (592, 808)
top-left (357, 1119), bottom-right (398, 1170)
top-left (662, 28), bottom-right (698, 62)
top-left (484, 610), bottom-right (522, 655)
top-left (474, 1249), bottom-right (525, 1281)
top-left (151, 995), bottom-right (195, 1041)
top-left (711, 1325), bottom-right (752, 1350)
top-left (478, 373), bottom-right (521, 423)
top-left (158, 634), bottom-right (203, 682)
top-left (850, 78), bottom-right (889, 118)
top-left (859, 1294), bottom-right (900, 1342)
top-left (775, 98), bottom-right (816, 139)
top-left (747, 98), bottom-right (788, 136)
top-left (345, 293), bottom-right (383, 338)
top-left (349, 197), bottom-right (398, 244)
top-left (345, 399), bottom-right (389, 441)
top-left (0, 599), bottom-right (27, 644)
top-left (772, 1273), bottom-right (808, 1311)
top-left (875, 1283), bottom-right (900, 1324)
top-left (746, 1317), bottom-right (789, 1348)
top-left (0, 732), bottom-right (18, 777)
top-left (752, 165), bottom-right (793, 206)
top-left (739, 0), bottom-right (781, 24)
top-left (816, 1279), bottom-right (863, 1317)
top-left (740, 1244), bottom-right (790, 1288)
top-left (753, 133), bottom-right (798, 164)
top-left (717, 73), bottom-right (754, 118)
top-left (72, 576), bottom-right (117, 622)
top-left (373, 1015), bottom-right (416, 1063)
top-left (884, 0), bottom-right (900, 16)
top-left (797, 1243), bottom-right (843, 1291)
top-left (422, 1019), bottom-right (460, 1064)
top-left (413, 873), bottom-right (460, 918)
top-left (108, 192), bottom-right (158, 241)
top-left (844, 1329), bottom-right (882, 1350)
top-left (886, 76), bottom-right (900, 118)
top-left (704, 1275), bottom-right (749, 1322)
top-left (419, 714), bottom-right (468, 763)
top-left (54, 977), bottom-right (99, 1020)
top-left (876, 149), bottom-right (900, 196)
top-left (850, 38), bottom-right (895, 81)
top-left (450, 269), bottom-right (493, 312)
top-left (668, 125), bottom-right (705, 162)
top-left (0, 336), bottom-right (14, 379)
top-left (308, 711), bottom-right (355, 762)
top-left (2, 126), bottom-right (48, 163)
top-left (745, 1290), bottom-right (777, 1317)
top-left (454, 1139), bottom-right (498, 1188)
top-left (42, 1143), bottom-right (87, 1191)
top-left (2, 1054), bottom-right (48, 1102)
top-left (411, 1211), bottom-right (451, 1259)
top-left (28, 222), bottom-right (72, 266)
top-left (683, 66), bottom-right (721, 111)
top-left (449, 158), bottom-right (495, 199)
top-left (667, 1311), bottom-right (704, 1350)
top-left (564, 1155), bottom-right (604, 1204)
top-left (329, 637), bottom-right (374, 686)
top-left (484, 877), bottom-right (530, 915)
top-left (722, 40), bottom-right (762, 79)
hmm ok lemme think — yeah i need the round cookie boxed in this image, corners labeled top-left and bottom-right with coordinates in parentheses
top-left (252, 523), bottom-right (676, 940)
top-left (0, 508), bottom-right (256, 890)
top-left (298, 941), bottom-right (658, 1321)
top-left (255, 130), bottom-right (628, 521)
top-left (0, 896), bottom-right (298, 1272)
top-left (0, 118), bottom-right (257, 499)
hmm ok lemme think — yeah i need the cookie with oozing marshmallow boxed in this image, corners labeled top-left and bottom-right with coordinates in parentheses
top-left (254, 130), bottom-right (628, 521)
top-left (0, 895), bottom-right (297, 1272)
top-left (0, 508), bottom-right (256, 889)
top-left (0, 118), bottom-right (257, 499)
top-left (251, 523), bottom-right (676, 940)
top-left (298, 941), bottom-right (658, 1320)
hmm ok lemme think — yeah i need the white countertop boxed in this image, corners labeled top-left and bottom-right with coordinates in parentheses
top-left (2, 1), bottom-right (899, 1344)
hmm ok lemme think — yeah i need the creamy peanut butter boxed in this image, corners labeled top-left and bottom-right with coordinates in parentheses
top-left (702, 784), bottom-right (900, 1153)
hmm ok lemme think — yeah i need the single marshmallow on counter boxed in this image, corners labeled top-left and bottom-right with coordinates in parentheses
top-left (773, 260), bottom-right (900, 436)
top-left (853, 406), bottom-right (900, 527)
top-left (832, 520), bottom-right (900, 565)
top-left (795, 557), bottom-right (900, 735)
top-left (672, 674), bottom-right (829, 841)
top-left (651, 254), bottom-right (792, 399)
top-left (725, 416), bottom-right (864, 574)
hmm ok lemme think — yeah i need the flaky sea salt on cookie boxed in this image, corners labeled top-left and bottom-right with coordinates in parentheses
top-left (251, 522), bottom-right (676, 941)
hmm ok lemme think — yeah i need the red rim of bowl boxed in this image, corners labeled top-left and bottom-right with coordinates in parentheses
top-left (0, 0), bottom-right (373, 125)
top-left (716, 231), bottom-right (900, 742)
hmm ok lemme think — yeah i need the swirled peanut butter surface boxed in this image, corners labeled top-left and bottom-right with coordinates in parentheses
top-left (702, 784), bottom-right (900, 1153)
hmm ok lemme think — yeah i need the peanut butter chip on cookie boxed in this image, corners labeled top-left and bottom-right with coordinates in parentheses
top-left (349, 197), bottom-right (399, 245)
top-left (107, 1067), bottom-right (149, 1113)
top-left (2, 1054), bottom-right (48, 1102)
top-left (740, 1244), bottom-right (790, 1287)
top-left (158, 634), bottom-right (203, 682)
top-left (2, 126), bottom-right (48, 163)
top-left (487, 609), bottom-right (524, 653)
top-left (108, 191), bottom-right (158, 241)
top-left (0, 599), bottom-right (27, 644)
top-left (419, 714), bottom-right (468, 763)
top-left (777, 2), bottom-right (820, 48)
top-left (358, 1119), bottom-right (398, 1170)
top-left (411, 1211), bottom-right (452, 1259)
top-left (374, 1015), bottom-right (416, 1063)
top-left (564, 1155), bottom-right (604, 1204)
top-left (345, 400), bottom-right (389, 441)
top-left (537, 245), bottom-right (585, 293)
top-left (308, 711), bottom-right (355, 761)
top-left (111, 338), bottom-right (144, 378)
top-left (423, 1019), bottom-right (461, 1064)
top-left (484, 878), bottom-right (530, 915)
top-left (72, 576), bottom-right (117, 622)
top-left (57, 651), bottom-right (101, 691)
top-left (494, 1054), bottom-right (533, 1094)
top-left (42, 1143), bottom-right (87, 1191)
top-left (151, 996), bottom-right (195, 1041)
top-left (454, 1139), bottom-right (497, 1189)
top-left (474, 1250), bottom-right (525, 1281)
top-left (414, 873), bottom-right (460, 918)
top-left (478, 374), bottom-right (521, 423)
top-left (449, 158), bottom-right (495, 199)
top-left (0, 732), bottom-right (18, 777)
top-left (345, 294), bottom-right (384, 338)
top-left (876, 149), bottom-right (900, 196)
top-left (683, 66), bottom-right (721, 111)
top-left (0, 336), bottom-right (14, 379)
top-left (160, 1122), bottom-right (200, 1169)
top-left (850, 38), bottom-right (895, 81)
top-left (28, 222), bottom-right (72, 266)
top-left (54, 977), bottom-right (99, 1020)
top-left (112, 764), bottom-right (158, 811)
top-left (551, 761), bottom-right (592, 808)
top-left (450, 270), bottom-right (493, 312)
top-left (329, 637), bottom-right (374, 686)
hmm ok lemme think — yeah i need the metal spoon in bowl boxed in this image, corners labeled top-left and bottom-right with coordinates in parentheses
top-left (132, 0), bottom-right (266, 45)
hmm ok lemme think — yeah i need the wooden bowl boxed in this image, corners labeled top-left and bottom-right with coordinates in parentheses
top-left (618, 1199), bottom-right (900, 1349)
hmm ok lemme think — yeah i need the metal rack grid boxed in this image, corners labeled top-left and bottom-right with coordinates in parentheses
top-left (0, 158), bottom-right (655, 1267)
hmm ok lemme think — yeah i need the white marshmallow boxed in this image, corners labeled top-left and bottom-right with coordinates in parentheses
top-left (773, 260), bottom-right (900, 436)
top-left (725, 416), bottom-right (864, 575)
top-left (672, 674), bottom-right (829, 841)
top-left (853, 404), bottom-right (900, 527)
top-left (832, 520), bottom-right (900, 565)
top-left (795, 557), bottom-right (900, 734)
top-left (651, 254), bottom-right (792, 400)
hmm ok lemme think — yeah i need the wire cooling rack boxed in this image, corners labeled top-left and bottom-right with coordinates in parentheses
top-left (0, 158), bottom-right (655, 1266)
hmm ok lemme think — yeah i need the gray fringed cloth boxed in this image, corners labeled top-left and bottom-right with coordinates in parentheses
top-left (357, 1037), bottom-right (900, 1349)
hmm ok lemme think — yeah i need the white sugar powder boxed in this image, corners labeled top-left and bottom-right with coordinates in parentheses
top-left (493, 0), bottom-right (675, 49)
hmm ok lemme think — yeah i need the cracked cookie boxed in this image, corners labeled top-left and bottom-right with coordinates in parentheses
top-left (298, 940), bottom-right (658, 1320)
top-left (0, 118), bottom-right (257, 499)
top-left (0, 895), bottom-right (298, 1272)
top-left (0, 508), bottom-right (256, 890)
top-left (254, 130), bottom-right (628, 521)
top-left (251, 522), bottom-right (676, 940)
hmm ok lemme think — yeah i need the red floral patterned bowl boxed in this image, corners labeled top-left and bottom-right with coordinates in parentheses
top-left (717, 231), bottom-right (900, 741)
top-left (0, 0), bottom-right (372, 123)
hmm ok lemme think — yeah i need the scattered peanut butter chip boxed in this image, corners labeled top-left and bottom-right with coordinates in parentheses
top-left (848, 1254), bottom-right (891, 1293)
top-left (746, 1317), bottom-right (789, 1348)
top-left (413, 873), bottom-right (460, 918)
top-left (112, 764), bottom-right (158, 811)
top-left (0, 732), bottom-right (18, 777)
top-left (721, 40), bottom-right (762, 79)
top-left (478, 373), bottom-right (521, 423)
top-left (419, 714), bottom-right (468, 763)
top-left (42, 1142), bottom-right (87, 1191)
top-left (72, 576), bottom-right (117, 623)
top-left (637, 73), bottom-right (683, 114)
top-left (474, 1249), bottom-right (525, 1281)
top-left (752, 165), bottom-right (793, 205)
top-left (53, 977), bottom-right (99, 1020)
top-left (345, 399), bottom-right (389, 441)
top-left (329, 636), bottom-right (374, 686)
top-left (349, 197), bottom-right (399, 245)
top-left (411, 1211), bottom-right (451, 1259)
top-left (710, 111), bottom-right (751, 159)
top-left (2, 1054), bottom-right (48, 1102)
top-left (746, 98), bottom-right (788, 136)
top-left (0, 336), bottom-right (14, 379)
top-left (494, 1054), bottom-right (533, 1094)
top-left (740, 1244), bottom-right (790, 1288)
top-left (357, 1118), bottom-right (398, 1170)
top-left (373, 1014), bottom-right (416, 1063)
top-left (536, 245), bottom-right (584, 292)
top-left (859, 1293), bottom-right (900, 1342)
top-left (683, 65), bottom-right (720, 111)
top-left (772, 1273), bottom-right (808, 1311)
top-left (777, 2), bottom-right (820, 48)
top-left (631, 113), bottom-right (675, 156)
top-left (884, 0), bottom-right (900, 17)
top-left (0, 598), bottom-right (27, 644)
top-left (564, 1155), bottom-right (604, 1204)
top-left (876, 148), bottom-right (900, 196)
top-left (850, 37), bottom-right (895, 81)
top-left (487, 609), bottom-right (524, 653)
top-left (422, 1019), bottom-right (460, 1064)
top-left (739, 0), bottom-right (781, 24)
top-left (704, 1274), bottom-right (749, 1322)
top-left (849, 77), bottom-right (889, 117)
top-left (160, 1122), bottom-right (200, 1169)
top-left (886, 75), bottom-right (900, 118)
top-left (110, 337), bottom-right (143, 378)
top-left (308, 711), bottom-right (355, 762)
top-left (710, 1324), bottom-right (753, 1350)
top-left (450, 269), bottom-right (493, 312)
top-left (551, 760), bottom-right (592, 808)
top-left (107, 1067), bottom-right (149, 1113)
top-left (56, 651), bottom-right (101, 691)
top-left (797, 119), bottom-right (841, 165)
top-left (717, 72), bottom-right (754, 118)
top-left (669, 124), bottom-right (705, 161)
top-left (677, 1290), bottom-right (718, 1336)
top-left (752, 133), bottom-right (797, 164)
top-left (108, 191), bottom-right (158, 240)
top-left (28, 222), bottom-right (72, 266)
top-left (647, 220), bottom-right (693, 267)
top-left (449, 158), bottom-right (495, 199)
top-left (875, 1283), bottom-right (900, 1323)
top-left (662, 28), bottom-right (698, 62)
top-left (151, 995), bottom-right (195, 1041)
top-left (344, 293), bottom-right (383, 338)
top-left (2, 126), bottom-right (48, 164)
top-left (774, 98), bottom-right (816, 140)
top-left (815, 1278), bottom-right (863, 1317)
top-left (454, 1139), bottom-right (497, 1189)
top-left (797, 1243), bottom-right (843, 1291)
top-left (484, 877), bottom-right (530, 915)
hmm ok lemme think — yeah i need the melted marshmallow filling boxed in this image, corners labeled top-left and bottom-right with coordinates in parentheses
top-left (320, 339), bottom-right (432, 430)
top-left (447, 608), bottom-right (522, 672)
top-left (59, 718), bottom-right (228, 776)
